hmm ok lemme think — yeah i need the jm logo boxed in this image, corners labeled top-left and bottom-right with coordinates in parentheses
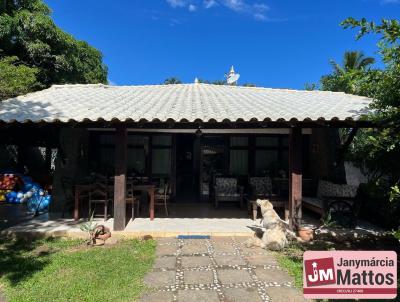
top-left (307, 261), bottom-right (334, 283)
top-left (304, 257), bottom-right (336, 286)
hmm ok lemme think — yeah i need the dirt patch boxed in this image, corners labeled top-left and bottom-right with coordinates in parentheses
top-left (32, 245), bottom-right (56, 257)
top-left (65, 244), bottom-right (93, 253)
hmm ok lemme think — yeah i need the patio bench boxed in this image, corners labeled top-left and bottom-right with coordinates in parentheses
top-left (302, 180), bottom-right (359, 227)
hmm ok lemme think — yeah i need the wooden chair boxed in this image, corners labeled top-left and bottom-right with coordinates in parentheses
top-left (89, 181), bottom-right (112, 221)
top-left (154, 182), bottom-right (170, 216)
top-left (248, 176), bottom-right (273, 199)
top-left (126, 182), bottom-right (141, 220)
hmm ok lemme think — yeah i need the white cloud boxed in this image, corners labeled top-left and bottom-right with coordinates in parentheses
top-left (253, 3), bottom-right (269, 11)
top-left (254, 13), bottom-right (267, 21)
top-left (203, 0), bottom-right (217, 8)
top-left (189, 4), bottom-right (197, 11)
top-left (220, 0), bottom-right (269, 21)
top-left (222, 0), bottom-right (246, 12)
top-left (169, 18), bottom-right (182, 26)
top-left (166, 0), bottom-right (271, 21)
top-left (166, 0), bottom-right (197, 12)
top-left (166, 0), bottom-right (187, 8)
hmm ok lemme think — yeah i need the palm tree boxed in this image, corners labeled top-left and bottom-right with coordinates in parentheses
top-left (330, 51), bottom-right (375, 74)
top-left (163, 77), bottom-right (182, 85)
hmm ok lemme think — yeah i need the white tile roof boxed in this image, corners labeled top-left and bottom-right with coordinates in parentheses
top-left (0, 83), bottom-right (372, 123)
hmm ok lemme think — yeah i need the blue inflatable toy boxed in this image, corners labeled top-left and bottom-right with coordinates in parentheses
top-left (26, 190), bottom-right (52, 213)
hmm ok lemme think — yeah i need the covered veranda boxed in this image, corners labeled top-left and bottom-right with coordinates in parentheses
top-left (0, 84), bottom-right (372, 232)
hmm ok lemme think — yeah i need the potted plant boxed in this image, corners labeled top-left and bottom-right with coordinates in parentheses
top-left (297, 224), bottom-right (315, 242)
top-left (79, 213), bottom-right (111, 246)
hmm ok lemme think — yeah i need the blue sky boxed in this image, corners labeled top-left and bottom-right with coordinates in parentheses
top-left (45, 0), bottom-right (399, 89)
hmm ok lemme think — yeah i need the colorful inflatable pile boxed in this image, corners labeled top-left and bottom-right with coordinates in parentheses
top-left (0, 174), bottom-right (20, 202)
top-left (0, 173), bottom-right (52, 213)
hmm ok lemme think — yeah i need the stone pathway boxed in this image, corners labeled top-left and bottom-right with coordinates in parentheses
top-left (140, 237), bottom-right (307, 302)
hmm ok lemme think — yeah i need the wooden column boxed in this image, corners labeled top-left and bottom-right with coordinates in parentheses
top-left (171, 134), bottom-right (177, 200)
top-left (289, 127), bottom-right (302, 230)
top-left (45, 146), bottom-right (52, 172)
top-left (114, 126), bottom-right (127, 231)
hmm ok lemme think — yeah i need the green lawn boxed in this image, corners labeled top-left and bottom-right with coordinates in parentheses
top-left (274, 243), bottom-right (304, 289)
top-left (0, 237), bottom-right (156, 302)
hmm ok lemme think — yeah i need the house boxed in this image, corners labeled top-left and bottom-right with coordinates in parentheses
top-left (0, 83), bottom-right (372, 230)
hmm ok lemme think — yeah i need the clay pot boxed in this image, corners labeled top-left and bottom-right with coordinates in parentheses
top-left (96, 231), bottom-right (111, 241)
top-left (298, 226), bottom-right (314, 242)
top-left (90, 225), bottom-right (112, 246)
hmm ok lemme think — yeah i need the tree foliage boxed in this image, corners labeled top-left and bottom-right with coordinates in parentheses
top-left (330, 51), bottom-right (375, 74)
top-left (0, 56), bottom-right (40, 99)
top-left (0, 0), bottom-right (107, 100)
top-left (242, 83), bottom-right (257, 87)
top-left (312, 18), bottom-right (400, 228)
top-left (163, 77), bottom-right (182, 84)
top-left (339, 18), bottom-right (400, 228)
top-left (320, 51), bottom-right (376, 94)
top-left (340, 18), bottom-right (400, 166)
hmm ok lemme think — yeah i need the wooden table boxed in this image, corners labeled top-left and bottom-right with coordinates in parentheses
top-left (74, 182), bottom-right (156, 221)
top-left (246, 195), bottom-right (289, 222)
top-left (132, 184), bottom-right (156, 221)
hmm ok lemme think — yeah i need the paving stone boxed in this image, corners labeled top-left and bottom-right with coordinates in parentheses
top-left (184, 270), bottom-right (214, 284)
top-left (156, 244), bottom-right (177, 256)
top-left (218, 269), bottom-right (252, 284)
top-left (212, 242), bottom-right (236, 253)
top-left (178, 289), bottom-right (220, 302)
top-left (181, 255), bottom-right (212, 268)
top-left (245, 254), bottom-right (277, 266)
top-left (181, 239), bottom-right (208, 245)
top-left (265, 286), bottom-right (308, 302)
top-left (181, 243), bottom-right (208, 254)
top-left (233, 236), bottom-right (251, 244)
top-left (224, 288), bottom-right (263, 302)
top-left (153, 256), bottom-right (176, 269)
top-left (239, 245), bottom-right (268, 255)
top-left (156, 238), bottom-right (178, 245)
top-left (143, 271), bottom-right (176, 288)
top-left (139, 291), bottom-right (174, 302)
top-left (214, 255), bottom-right (246, 266)
top-left (210, 237), bottom-right (235, 244)
top-left (254, 268), bottom-right (294, 283)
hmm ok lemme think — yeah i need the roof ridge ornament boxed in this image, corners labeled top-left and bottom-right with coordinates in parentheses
top-left (225, 65), bottom-right (240, 85)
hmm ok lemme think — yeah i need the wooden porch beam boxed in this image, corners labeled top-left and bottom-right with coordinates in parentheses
top-left (113, 125), bottom-right (127, 231)
top-left (289, 127), bottom-right (302, 230)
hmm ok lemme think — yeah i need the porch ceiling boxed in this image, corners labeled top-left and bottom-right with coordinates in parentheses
top-left (0, 83), bottom-right (372, 124)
